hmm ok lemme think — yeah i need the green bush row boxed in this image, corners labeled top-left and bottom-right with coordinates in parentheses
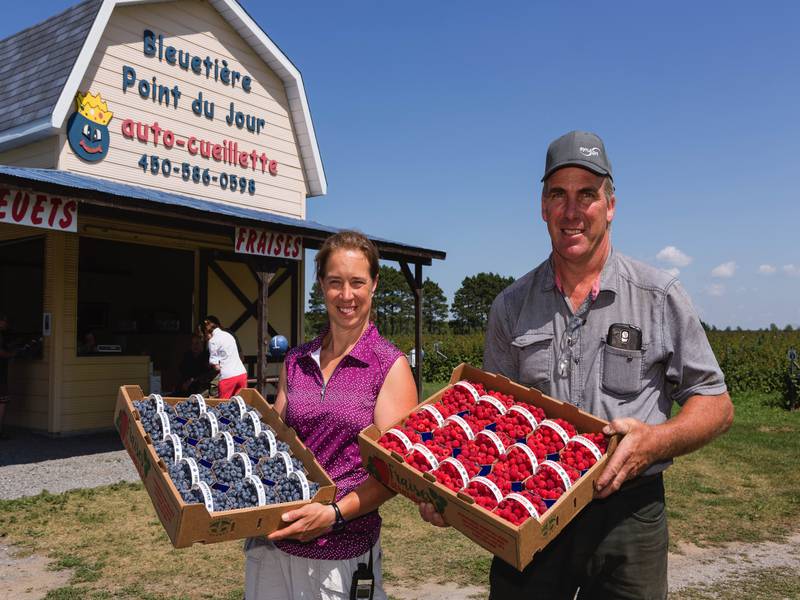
top-left (389, 330), bottom-right (800, 395)
top-left (390, 333), bottom-right (485, 382)
top-left (708, 330), bottom-right (800, 395)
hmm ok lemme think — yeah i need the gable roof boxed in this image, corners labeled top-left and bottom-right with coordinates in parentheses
top-left (0, 0), bottom-right (101, 137)
top-left (0, 0), bottom-right (327, 197)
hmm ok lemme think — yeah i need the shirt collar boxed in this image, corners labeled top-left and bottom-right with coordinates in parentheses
top-left (543, 248), bottom-right (619, 299)
top-left (299, 322), bottom-right (377, 366)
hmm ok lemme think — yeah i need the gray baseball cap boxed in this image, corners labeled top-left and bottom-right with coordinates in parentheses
top-left (541, 130), bottom-right (613, 182)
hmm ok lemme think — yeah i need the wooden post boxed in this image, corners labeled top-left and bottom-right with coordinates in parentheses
top-left (414, 262), bottom-right (423, 400)
top-left (399, 261), bottom-right (424, 401)
top-left (256, 270), bottom-right (275, 399)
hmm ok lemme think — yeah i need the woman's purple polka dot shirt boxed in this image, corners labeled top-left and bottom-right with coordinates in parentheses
top-left (275, 322), bottom-right (404, 560)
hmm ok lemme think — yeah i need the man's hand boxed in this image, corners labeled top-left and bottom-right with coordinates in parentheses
top-left (418, 502), bottom-right (450, 528)
top-left (594, 418), bottom-right (657, 499)
top-left (267, 502), bottom-right (335, 543)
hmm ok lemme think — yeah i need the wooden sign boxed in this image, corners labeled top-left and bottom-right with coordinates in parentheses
top-left (235, 226), bottom-right (302, 260)
top-left (0, 189), bottom-right (78, 232)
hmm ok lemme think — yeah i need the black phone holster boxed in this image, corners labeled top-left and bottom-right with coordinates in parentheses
top-left (350, 546), bottom-right (375, 600)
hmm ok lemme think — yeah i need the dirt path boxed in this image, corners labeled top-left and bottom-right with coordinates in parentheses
top-left (386, 531), bottom-right (800, 599)
top-left (0, 544), bottom-right (72, 600)
top-left (2, 533), bottom-right (798, 599)
top-left (669, 531), bottom-right (800, 592)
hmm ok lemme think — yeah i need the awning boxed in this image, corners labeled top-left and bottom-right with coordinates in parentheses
top-left (0, 165), bottom-right (445, 264)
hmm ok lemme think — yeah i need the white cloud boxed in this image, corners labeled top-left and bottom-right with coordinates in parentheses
top-left (711, 261), bottom-right (737, 278)
top-left (782, 264), bottom-right (800, 277)
top-left (656, 246), bottom-right (692, 268)
top-left (665, 267), bottom-right (680, 278)
top-left (758, 264), bottom-right (776, 275)
top-left (706, 283), bottom-right (726, 297)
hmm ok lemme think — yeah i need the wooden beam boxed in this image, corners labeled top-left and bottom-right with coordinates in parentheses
top-left (414, 262), bottom-right (423, 401)
top-left (198, 251), bottom-right (208, 321)
top-left (291, 262), bottom-right (299, 347)
top-left (208, 260), bottom-right (256, 315)
top-left (256, 270), bottom-right (275, 399)
top-left (268, 268), bottom-right (292, 296)
top-left (399, 260), bottom-right (424, 400)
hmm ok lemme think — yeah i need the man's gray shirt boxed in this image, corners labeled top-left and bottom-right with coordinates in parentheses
top-left (484, 249), bottom-right (727, 475)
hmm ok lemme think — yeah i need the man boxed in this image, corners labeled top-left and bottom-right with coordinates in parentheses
top-left (420, 131), bottom-right (733, 599)
top-left (202, 315), bottom-right (247, 399)
top-left (175, 333), bottom-right (214, 396)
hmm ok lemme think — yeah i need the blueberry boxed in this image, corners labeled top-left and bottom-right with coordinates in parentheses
top-left (216, 400), bottom-right (244, 421)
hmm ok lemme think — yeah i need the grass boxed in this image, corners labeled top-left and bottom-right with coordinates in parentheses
top-left (672, 567), bottom-right (800, 599)
top-left (422, 379), bottom-right (447, 400)
top-left (664, 391), bottom-right (800, 548)
top-left (1, 390), bottom-right (798, 597)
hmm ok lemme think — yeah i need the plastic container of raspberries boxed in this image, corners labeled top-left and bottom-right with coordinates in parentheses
top-left (116, 385), bottom-right (336, 548)
top-left (358, 362), bottom-right (621, 571)
top-left (404, 404), bottom-right (447, 441)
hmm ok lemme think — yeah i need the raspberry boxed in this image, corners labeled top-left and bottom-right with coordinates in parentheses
top-left (486, 390), bottom-right (516, 408)
top-left (511, 402), bottom-right (546, 422)
top-left (491, 445), bottom-right (538, 482)
top-left (432, 458), bottom-right (471, 492)
top-left (580, 432), bottom-right (609, 453)
top-left (495, 404), bottom-right (545, 440)
top-left (459, 430), bottom-right (511, 466)
top-left (440, 381), bottom-right (485, 414)
top-left (431, 419), bottom-right (474, 452)
top-left (525, 461), bottom-right (580, 500)
top-left (377, 427), bottom-right (421, 454)
top-left (420, 439), bottom-right (452, 462)
top-left (405, 405), bottom-right (445, 432)
top-left (527, 418), bottom-right (577, 455)
top-left (524, 436), bottom-right (549, 461)
top-left (473, 393), bottom-right (511, 423)
top-left (405, 445), bottom-right (439, 473)
top-left (485, 471), bottom-right (514, 495)
top-left (493, 491), bottom-right (547, 525)
top-left (560, 434), bottom-right (607, 472)
top-left (464, 477), bottom-right (503, 511)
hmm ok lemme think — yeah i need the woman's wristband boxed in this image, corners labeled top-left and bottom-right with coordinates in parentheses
top-left (330, 502), bottom-right (346, 531)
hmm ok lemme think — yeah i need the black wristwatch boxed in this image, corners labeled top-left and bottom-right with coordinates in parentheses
top-left (330, 502), bottom-right (346, 531)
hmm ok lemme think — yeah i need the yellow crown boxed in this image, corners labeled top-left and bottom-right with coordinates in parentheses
top-left (75, 91), bottom-right (113, 126)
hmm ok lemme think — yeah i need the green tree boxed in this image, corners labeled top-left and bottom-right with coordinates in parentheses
top-left (451, 272), bottom-right (515, 333)
top-left (422, 278), bottom-right (449, 333)
top-left (373, 265), bottom-right (413, 335)
top-left (304, 280), bottom-right (327, 340)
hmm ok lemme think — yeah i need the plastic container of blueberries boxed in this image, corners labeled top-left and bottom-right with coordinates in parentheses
top-left (116, 386), bottom-right (336, 548)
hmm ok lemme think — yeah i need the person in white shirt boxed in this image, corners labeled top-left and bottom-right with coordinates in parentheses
top-left (202, 315), bottom-right (247, 398)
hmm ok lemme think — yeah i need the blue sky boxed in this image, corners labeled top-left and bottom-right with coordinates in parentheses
top-left (5, 1), bottom-right (799, 328)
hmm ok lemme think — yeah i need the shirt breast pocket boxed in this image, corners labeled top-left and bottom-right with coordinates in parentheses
top-left (600, 342), bottom-right (646, 397)
top-left (512, 331), bottom-right (553, 389)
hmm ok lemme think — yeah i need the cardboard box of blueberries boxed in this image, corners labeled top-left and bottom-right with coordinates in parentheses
top-left (115, 385), bottom-right (336, 548)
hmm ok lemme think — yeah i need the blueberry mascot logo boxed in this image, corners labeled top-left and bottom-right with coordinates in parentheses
top-left (67, 91), bottom-right (113, 162)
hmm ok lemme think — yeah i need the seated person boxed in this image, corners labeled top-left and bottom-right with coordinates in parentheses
top-left (78, 331), bottom-right (97, 355)
top-left (176, 333), bottom-right (215, 396)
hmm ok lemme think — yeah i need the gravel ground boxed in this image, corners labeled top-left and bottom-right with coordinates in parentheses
top-left (0, 428), bottom-right (139, 500)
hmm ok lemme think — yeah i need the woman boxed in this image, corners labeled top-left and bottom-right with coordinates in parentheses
top-left (245, 231), bottom-right (417, 600)
top-left (202, 315), bottom-right (247, 399)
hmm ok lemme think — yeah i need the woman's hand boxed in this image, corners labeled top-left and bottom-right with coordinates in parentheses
top-left (267, 502), bottom-right (336, 543)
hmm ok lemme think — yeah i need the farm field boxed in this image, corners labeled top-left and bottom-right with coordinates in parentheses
top-left (395, 330), bottom-right (800, 398)
top-left (0, 387), bottom-right (797, 599)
